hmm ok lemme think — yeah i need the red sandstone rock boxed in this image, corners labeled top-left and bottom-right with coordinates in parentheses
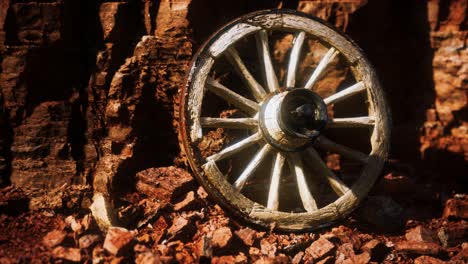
top-left (414, 255), bottom-right (445, 264)
top-left (443, 197), bottom-right (468, 219)
top-left (212, 227), bottom-right (232, 249)
top-left (361, 239), bottom-right (389, 262)
top-left (395, 241), bottom-right (442, 256)
top-left (78, 234), bottom-right (100, 249)
top-left (52, 246), bottom-right (81, 263)
top-left (292, 251), bottom-right (304, 264)
top-left (304, 237), bottom-right (335, 262)
top-left (260, 238), bottom-right (277, 257)
top-left (103, 227), bottom-right (136, 256)
top-left (42, 229), bottom-right (67, 248)
top-left (135, 167), bottom-right (194, 204)
top-left (151, 216), bottom-right (168, 244)
top-left (173, 191), bottom-right (200, 211)
top-left (167, 216), bottom-right (189, 238)
top-left (406, 226), bottom-right (439, 244)
top-left (235, 228), bottom-right (257, 247)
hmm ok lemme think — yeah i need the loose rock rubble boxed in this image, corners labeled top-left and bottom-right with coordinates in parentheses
top-left (0, 164), bottom-right (467, 263)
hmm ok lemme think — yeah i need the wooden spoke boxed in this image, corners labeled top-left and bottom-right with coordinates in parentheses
top-left (225, 47), bottom-right (267, 102)
top-left (206, 77), bottom-right (259, 115)
top-left (285, 31), bottom-right (306, 88)
top-left (267, 152), bottom-right (286, 210)
top-left (328, 116), bottom-right (375, 128)
top-left (206, 132), bottom-right (262, 162)
top-left (200, 117), bottom-right (257, 129)
top-left (324, 81), bottom-right (366, 105)
top-left (314, 135), bottom-right (369, 163)
top-left (304, 47), bottom-right (338, 90)
top-left (256, 30), bottom-right (279, 93)
top-left (287, 153), bottom-right (318, 212)
top-left (234, 144), bottom-right (272, 190)
top-left (304, 147), bottom-right (349, 196)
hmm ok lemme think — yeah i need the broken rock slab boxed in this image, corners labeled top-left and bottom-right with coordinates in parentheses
top-left (443, 196), bottom-right (468, 219)
top-left (52, 246), bottom-right (82, 263)
top-left (395, 241), bottom-right (442, 256)
top-left (103, 226), bottom-right (136, 256)
top-left (136, 167), bottom-right (195, 204)
top-left (406, 225), bottom-right (439, 244)
top-left (89, 193), bottom-right (118, 231)
top-left (42, 229), bottom-right (67, 248)
top-left (212, 227), bottom-right (232, 249)
top-left (304, 237), bottom-right (335, 262)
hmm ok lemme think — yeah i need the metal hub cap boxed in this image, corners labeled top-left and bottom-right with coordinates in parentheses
top-left (259, 89), bottom-right (328, 152)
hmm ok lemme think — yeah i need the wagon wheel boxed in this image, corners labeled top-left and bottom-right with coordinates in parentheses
top-left (179, 10), bottom-right (390, 231)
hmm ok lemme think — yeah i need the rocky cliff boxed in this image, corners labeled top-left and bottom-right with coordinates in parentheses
top-left (0, 0), bottom-right (466, 196)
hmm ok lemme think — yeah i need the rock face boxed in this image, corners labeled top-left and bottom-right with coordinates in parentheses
top-left (0, 1), bottom-right (466, 198)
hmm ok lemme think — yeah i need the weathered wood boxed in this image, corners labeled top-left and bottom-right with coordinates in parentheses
top-left (324, 81), bottom-right (366, 105)
top-left (304, 147), bottom-right (349, 196)
top-left (206, 77), bottom-right (259, 115)
top-left (287, 153), bottom-right (318, 212)
top-left (209, 23), bottom-right (261, 57)
top-left (206, 132), bottom-right (262, 162)
top-left (304, 47), bottom-right (338, 89)
top-left (200, 117), bottom-right (257, 129)
top-left (267, 152), bottom-right (285, 210)
top-left (189, 57), bottom-right (214, 142)
top-left (328, 116), bottom-right (375, 128)
top-left (314, 135), bottom-right (369, 163)
top-left (225, 47), bottom-right (267, 102)
top-left (234, 144), bottom-right (272, 190)
top-left (286, 31), bottom-right (306, 88)
top-left (256, 30), bottom-right (279, 93)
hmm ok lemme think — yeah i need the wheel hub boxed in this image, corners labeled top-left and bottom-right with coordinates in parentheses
top-left (259, 89), bottom-right (328, 152)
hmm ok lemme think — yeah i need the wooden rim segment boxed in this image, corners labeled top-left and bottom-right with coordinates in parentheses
top-left (179, 9), bottom-right (390, 231)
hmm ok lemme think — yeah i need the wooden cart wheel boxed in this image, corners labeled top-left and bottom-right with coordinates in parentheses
top-left (179, 9), bottom-right (390, 231)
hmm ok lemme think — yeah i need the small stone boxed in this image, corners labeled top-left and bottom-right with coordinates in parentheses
top-left (443, 197), bottom-right (468, 219)
top-left (103, 227), bottom-right (136, 255)
top-left (316, 256), bottom-right (334, 264)
top-left (173, 191), bottom-right (200, 211)
top-left (292, 251), bottom-right (304, 264)
top-left (235, 228), bottom-right (257, 247)
top-left (305, 237), bottom-right (335, 261)
top-left (151, 216), bottom-right (168, 244)
top-left (65, 215), bottom-right (83, 233)
top-left (249, 247), bottom-right (262, 262)
top-left (406, 226), bottom-right (439, 244)
top-left (79, 234), bottom-right (100, 249)
top-left (395, 241), bottom-right (442, 256)
top-left (42, 229), bottom-right (67, 248)
top-left (414, 255), bottom-right (445, 264)
top-left (196, 235), bottom-right (212, 259)
top-left (212, 227), bottom-right (232, 248)
top-left (352, 252), bottom-right (371, 264)
top-left (135, 252), bottom-right (160, 264)
top-left (361, 239), bottom-right (389, 262)
top-left (52, 246), bottom-right (81, 262)
top-left (260, 238), bottom-right (277, 257)
top-left (212, 253), bottom-right (248, 264)
top-left (197, 186), bottom-right (208, 200)
top-left (81, 214), bottom-right (93, 231)
top-left (167, 216), bottom-right (189, 237)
